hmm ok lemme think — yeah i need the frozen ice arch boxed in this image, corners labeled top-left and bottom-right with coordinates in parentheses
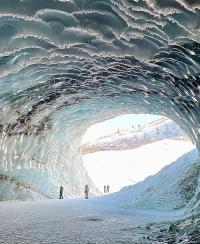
top-left (0, 0), bottom-right (199, 213)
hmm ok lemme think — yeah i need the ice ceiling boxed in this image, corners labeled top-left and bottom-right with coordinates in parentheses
top-left (0, 0), bottom-right (200, 201)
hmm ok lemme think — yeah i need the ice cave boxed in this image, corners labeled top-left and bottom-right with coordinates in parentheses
top-left (0, 0), bottom-right (200, 243)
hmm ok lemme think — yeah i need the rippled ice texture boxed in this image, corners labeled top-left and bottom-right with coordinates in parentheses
top-left (0, 0), bottom-right (199, 204)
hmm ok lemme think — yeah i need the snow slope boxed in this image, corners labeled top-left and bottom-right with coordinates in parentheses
top-left (83, 139), bottom-right (195, 193)
top-left (81, 117), bottom-right (186, 153)
top-left (93, 149), bottom-right (199, 213)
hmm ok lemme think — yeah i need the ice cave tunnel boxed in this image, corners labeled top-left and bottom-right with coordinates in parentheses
top-left (0, 0), bottom-right (200, 213)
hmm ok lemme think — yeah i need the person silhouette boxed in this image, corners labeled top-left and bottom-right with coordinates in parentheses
top-left (104, 185), bottom-right (107, 194)
top-left (85, 184), bottom-right (89, 199)
top-left (106, 184), bottom-right (110, 194)
top-left (59, 185), bottom-right (64, 199)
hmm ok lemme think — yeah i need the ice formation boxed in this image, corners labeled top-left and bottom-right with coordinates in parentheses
top-left (0, 0), bottom-right (200, 213)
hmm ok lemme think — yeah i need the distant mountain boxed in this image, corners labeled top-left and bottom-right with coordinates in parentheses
top-left (81, 117), bottom-right (188, 154)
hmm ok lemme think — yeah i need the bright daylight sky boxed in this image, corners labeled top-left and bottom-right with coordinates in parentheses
top-left (83, 114), bottom-right (162, 143)
top-left (82, 114), bottom-right (195, 193)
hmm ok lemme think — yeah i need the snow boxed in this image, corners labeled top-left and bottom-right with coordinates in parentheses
top-left (82, 116), bottom-right (186, 150)
top-left (94, 149), bottom-right (198, 213)
top-left (82, 114), bottom-right (162, 143)
top-left (83, 139), bottom-right (195, 193)
top-left (0, 148), bottom-right (199, 243)
top-left (0, 198), bottom-right (177, 244)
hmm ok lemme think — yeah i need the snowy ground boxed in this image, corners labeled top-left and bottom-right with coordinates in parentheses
top-left (83, 139), bottom-right (195, 192)
top-left (0, 198), bottom-right (180, 244)
top-left (0, 148), bottom-right (199, 243)
top-left (1, 198), bottom-right (199, 244)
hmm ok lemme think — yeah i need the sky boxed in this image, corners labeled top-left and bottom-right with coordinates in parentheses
top-left (83, 114), bottom-right (162, 143)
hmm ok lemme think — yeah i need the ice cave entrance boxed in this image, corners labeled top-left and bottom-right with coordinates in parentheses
top-left (81, 114), bottom-right (195, 194)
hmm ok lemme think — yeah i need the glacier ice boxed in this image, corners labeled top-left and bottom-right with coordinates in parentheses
top-left (0, 0), bottom-right (199, 215)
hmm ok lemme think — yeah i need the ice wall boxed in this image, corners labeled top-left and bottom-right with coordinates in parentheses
top-left (0, 0), bottom-right (199, 207)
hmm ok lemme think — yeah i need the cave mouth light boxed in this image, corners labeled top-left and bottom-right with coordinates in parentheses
top-left (81, 114), bottom-right (195, 194)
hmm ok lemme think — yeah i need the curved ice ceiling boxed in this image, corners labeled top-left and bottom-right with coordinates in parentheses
top-left (0, 0), bottom-right (199, 201)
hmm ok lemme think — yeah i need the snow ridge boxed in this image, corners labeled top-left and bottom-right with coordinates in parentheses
top-left (81, 118), bottom-right (187, 153)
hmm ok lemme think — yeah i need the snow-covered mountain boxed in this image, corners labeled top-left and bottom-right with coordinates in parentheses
top-left (81, 117), bottom-right (188, 154)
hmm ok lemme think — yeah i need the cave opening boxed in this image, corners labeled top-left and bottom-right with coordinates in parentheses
top-left (0, 0), bottom-right (200, 241)
top-left (81, 114), bottom-right (196, 194)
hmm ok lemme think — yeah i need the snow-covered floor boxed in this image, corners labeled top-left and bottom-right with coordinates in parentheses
top-left (0, 198), bottom-right (177, 244)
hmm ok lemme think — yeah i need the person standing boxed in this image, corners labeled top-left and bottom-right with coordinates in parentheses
top-left (85, 184), bottom-right (89, 199)
top-left (107, 184), bottom-right (110, 194)
top-left (104, 185), bottom-right (107, 194)
top-left (59, 185), bottom-right (64, 199)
